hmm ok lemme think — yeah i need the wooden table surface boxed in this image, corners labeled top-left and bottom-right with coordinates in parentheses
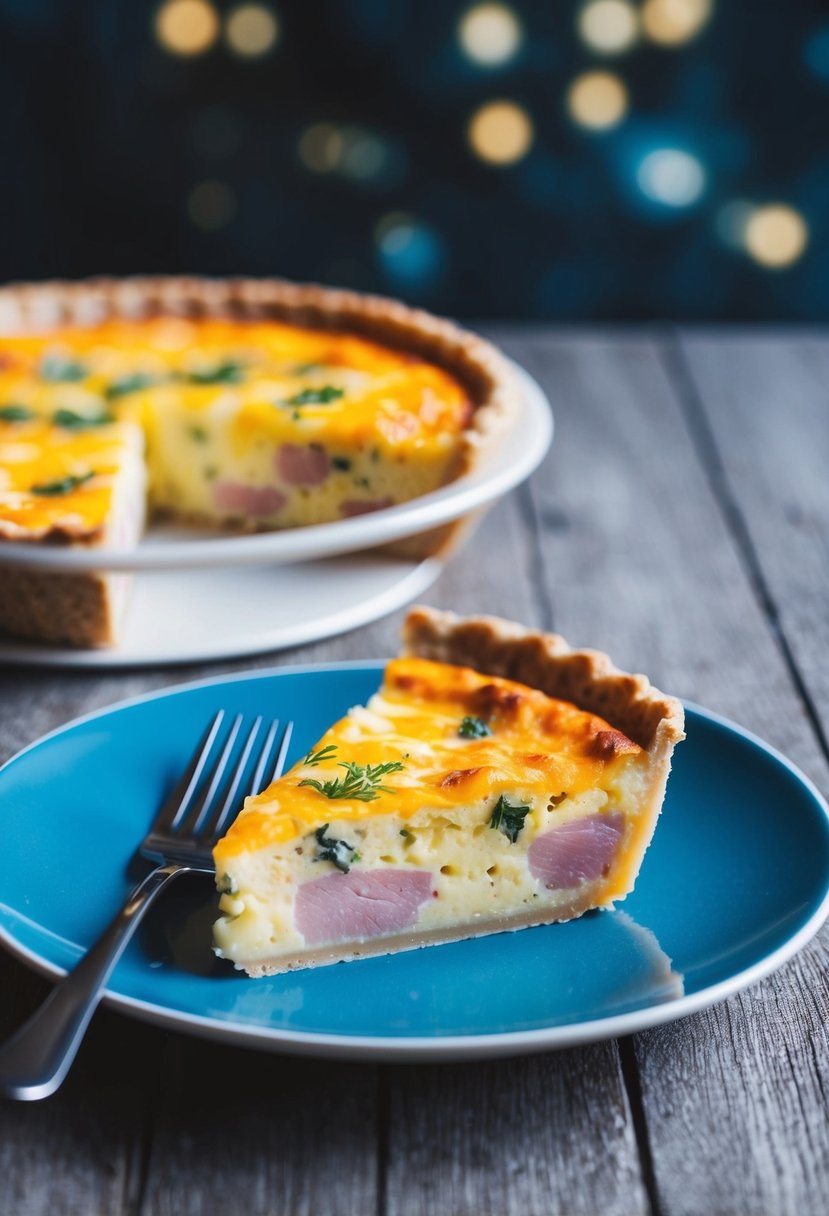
top-left (1, 329), bottom-right (827, 1216)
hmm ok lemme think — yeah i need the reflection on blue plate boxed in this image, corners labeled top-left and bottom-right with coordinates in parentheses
top-left (1, 663), bottom-right (828, 1061)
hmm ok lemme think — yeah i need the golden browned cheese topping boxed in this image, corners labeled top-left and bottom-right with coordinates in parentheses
top-left (0, 317), bottom-right (472, 538)
top-left (214, 658), bottom-right (643, 859)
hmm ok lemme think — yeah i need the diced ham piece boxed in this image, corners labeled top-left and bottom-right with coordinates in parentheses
top-left (277, 443), bottom-right (330, 486)
top-left (340, 497), bottom-right (394, 518)
top-left (213, 481), bottom-right (286, 516)
top-left (528, 812), bottom-right (625, 889)
top-left (295, 868), bottom-right (433, 946)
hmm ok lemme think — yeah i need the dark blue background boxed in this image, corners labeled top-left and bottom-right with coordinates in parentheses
top-left (0, 1), bottom-right (826, 320)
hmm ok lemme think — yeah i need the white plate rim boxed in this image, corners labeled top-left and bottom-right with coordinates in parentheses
top-left (0, 362), bottom-right (553, 572)
top-left (1, 667), bottom-right (828, 1062)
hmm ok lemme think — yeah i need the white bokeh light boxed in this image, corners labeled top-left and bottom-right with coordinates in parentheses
top-left (637, 148), bottom-right (706, 206)
top-left (458, 3), bottom-right (522, 66)
top-left (578, 1), bottom-right (639, 55)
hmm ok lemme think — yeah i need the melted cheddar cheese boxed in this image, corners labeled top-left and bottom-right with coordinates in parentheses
top-left (214, 658), bottom-right (642, 860)
top-left (0, 317), bottom-right (472, 540)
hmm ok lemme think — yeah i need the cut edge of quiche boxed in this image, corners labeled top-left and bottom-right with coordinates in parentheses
top-left (0, 277), bottom-right (521, 647)
top-left (212, 606), bottom-right (685, 976)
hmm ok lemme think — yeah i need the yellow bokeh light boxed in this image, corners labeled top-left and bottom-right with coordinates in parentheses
top-left (459, 3), bottom-right (522, 66)
top-left (467, 100), bottom-right (534, 165)
top-left (225, 4), bottom-right (279, 58)
top-left (566, 71), bottom-right (628, 130)
top-left (188, 180), bottom-right (236, 231)
top-left (641, 0), bottom-right (712, 47)
top-left (578, 0), bottom-right (639, 55)
top-left (155, 0), bottom-right (219, 57)
top-left (744, 205), bottom-right (808, 269)
top-left (297, 123), bottom-right (344, 173)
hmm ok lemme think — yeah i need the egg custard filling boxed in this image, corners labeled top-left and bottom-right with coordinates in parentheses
top-left (213, 608), bottom-right (685, 975)
top-left (0, 279), bottom-right (516, 648)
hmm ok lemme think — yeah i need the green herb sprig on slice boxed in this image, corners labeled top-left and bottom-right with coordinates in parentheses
top-left (304, 743), bottom-right (338, 767)
top-left (40, 355), bottom-right (88, 383)
top-left (458, 715), bottom-right (491, 739)
top-left (300, 759), bottom-right (405, 802)
top-left (52, 408), bottom-right (115, 430)
top-left (283, 386), bottom-right (344, 406)
top-left (31, 471), bottom-right (95, 497)
top-left (313, 823), bottom-right (358, 873)
top-left (0, 404), bottom-right (35, 422)
top-left (489, 795), bottom-right (532, 844)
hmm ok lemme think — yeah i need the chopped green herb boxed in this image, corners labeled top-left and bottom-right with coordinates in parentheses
top-left (293, 361), bottom-right (321, 375)
top-left (332, 456), bottom-right (352, 471)
top-left (185, 360), bottom-right (246, 386)
top-left (304, 743), bottom-right (338, 767)
top-left (313, 823), bottom-right (357, 873)
top-left (218, 874), bottom-right (238, 895)
top-left (52, 408), bottom-right (115, 430)
top-left (105, 372), bottom-right (158, 399)
top-left (458, 715), bottom-right (491, 739)
top-left (300, 759), bottom-right (405, 802)
top-left (291, 409), bottom-right (302, 421)
top-left (0, 404), bottom-right (35, 422)
top-left (283, 385), bottom-right (344, 406)
top-left (31, 470), bottom-right (95, 497)
top-left (489, 795), bottom-right (532, 844)
top-left (188, 424), bottom-right (208, 442)
top-left (355, 476), bottom-right (371, 489)
top-left (400, 828), bottom-right (415, 841)
top-left (370, 447), bottom-right (381, 463)
top-left (40, 354), bottom-right (88, 383)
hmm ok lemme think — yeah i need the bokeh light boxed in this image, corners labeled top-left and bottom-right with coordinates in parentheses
top-left (458, 4), bottom-right (523, 66)
top-left (224, 4), bottom-right (279, 58)
top-left (155, 0), bottom-right (219, 57)
top-left (188, 179), bottom-right (236, 230)
top-left (744, 205), bottom-right (808, 269)
top-left (566, 71), bottom-right (628, 130)
top-left (636, 148), bottom-right (706, 206)
top-left (375, 213), bottom-right (445, 290)
top-left (578, 1), bottom-right (639, 56)
top-left (715, 199), bottom-right (754, 249)
top-left (467, 100), bottom-right (534, 164)
top-left (804, 26), bottom-right (829, 83)
top-left (641, 0), bottom-right (712, 47)
top-left (298, 123), bottom-right (344, 173)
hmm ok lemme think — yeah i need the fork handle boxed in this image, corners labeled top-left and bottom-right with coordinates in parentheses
top-left (0, 863), bottom-right (189, 1101)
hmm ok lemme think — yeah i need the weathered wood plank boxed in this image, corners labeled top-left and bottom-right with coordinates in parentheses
top-left (675, 331), bottom-right (829, 750)
top-left (385, 1047), bottom-right (648, 1216)
top-left (507, 331), bottom-right (829, 1216)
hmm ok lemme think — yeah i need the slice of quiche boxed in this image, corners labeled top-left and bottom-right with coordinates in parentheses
top-left (213, 607), bottom-right (685, 975)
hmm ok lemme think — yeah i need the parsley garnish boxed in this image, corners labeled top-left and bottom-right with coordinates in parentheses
top-left (105, 372), bottom-right (158, 399)
top-left (185, 360), bottom-right (246, 385)
top-left (31, 471), bottom-right (95, 496)
top-left (489, 795), bottom-right (532, 844)
top-left (188, 425), bottom-right (208, 442)
top-left (52, 408), bottom-right (115, 430)
top-left (332, 456), bottom-right (351, 471)
top-left (218, 874), bottom-right (237, 895)
top-left (304, 743), bottom-right (338, 767)
top-left (283, 386), bottom-right (344, 406)
top-left (458, 716), bottom-right (491, 739)
top-left (40, 354), bottom-right (88, 383)
top-left (0, 404), bottom-right (34, 422)
top-left (300, 759), bottom-right (405, 802)
top-left (313, 823), bottom-right (358, 873)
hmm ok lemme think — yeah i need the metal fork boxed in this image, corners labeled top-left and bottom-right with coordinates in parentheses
top-left (0, 710), bottom-right (293, 1102)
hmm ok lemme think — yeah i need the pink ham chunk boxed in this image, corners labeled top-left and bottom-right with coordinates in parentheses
top-left (340, 497), bottom-right (394, 518)
top-left (213, 481), bottom-right (287, 516)
top-left (295, 868), bottom-right (433, 946)
top-left (277, 443), bottom-right (330, 486)
top-left (528, 811), bottom-right (625, 890)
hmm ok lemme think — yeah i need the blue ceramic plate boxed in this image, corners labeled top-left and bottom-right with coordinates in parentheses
top-left (1, 663), bottom-right (828, 1061)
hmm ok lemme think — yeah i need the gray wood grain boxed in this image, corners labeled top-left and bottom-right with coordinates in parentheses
top-left (504, 331), bottom-right (829, 1216)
